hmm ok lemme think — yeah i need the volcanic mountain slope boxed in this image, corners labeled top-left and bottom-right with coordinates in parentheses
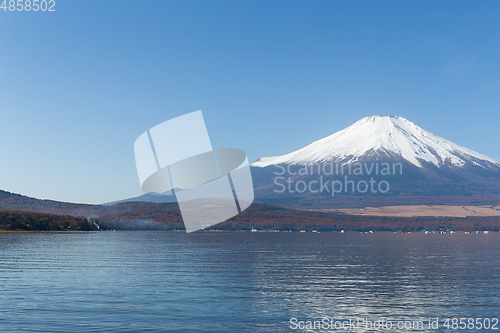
top-left (253, 116), bottom-right (500, 168)
top-left (251, 116), bottom-right (500, 209)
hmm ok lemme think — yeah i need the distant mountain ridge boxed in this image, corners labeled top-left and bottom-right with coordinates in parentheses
top-left (1, 190), bottom-right (499, 232)
top-left (104, 193), bottom-right (177, 206)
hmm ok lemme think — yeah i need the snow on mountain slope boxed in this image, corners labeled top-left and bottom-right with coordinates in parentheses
top-left (252, 116), bottom-right (500, 168)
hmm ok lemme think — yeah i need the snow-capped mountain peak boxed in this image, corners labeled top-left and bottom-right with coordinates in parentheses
top-left (252, 115), bottom-right (500, 168)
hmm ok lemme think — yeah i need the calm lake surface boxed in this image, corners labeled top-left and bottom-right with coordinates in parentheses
top-left (0, 231), bottom-right (498, 332)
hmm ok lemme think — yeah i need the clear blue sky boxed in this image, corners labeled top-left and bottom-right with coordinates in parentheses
top-left (0, 0), bottom-right (499, 204)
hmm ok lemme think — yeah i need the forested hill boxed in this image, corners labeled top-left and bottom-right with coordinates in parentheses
top-left (0, 190), bottom-right (105, 216)
top-left (0, 210), bottom-right (104, 231)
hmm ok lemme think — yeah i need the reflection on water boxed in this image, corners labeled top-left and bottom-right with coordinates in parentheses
top-left (0, 231), bottom-right (498, 332)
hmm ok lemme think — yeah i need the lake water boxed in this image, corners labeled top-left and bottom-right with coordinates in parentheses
top-left (0, 231), bottom-right (498, 332)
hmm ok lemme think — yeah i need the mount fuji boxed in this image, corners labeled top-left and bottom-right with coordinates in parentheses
top-left (250, 116), bottom-right (500, 209)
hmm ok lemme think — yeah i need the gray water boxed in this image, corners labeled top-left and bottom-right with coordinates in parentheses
top-left (0, 231), bottom-right (498, 332)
